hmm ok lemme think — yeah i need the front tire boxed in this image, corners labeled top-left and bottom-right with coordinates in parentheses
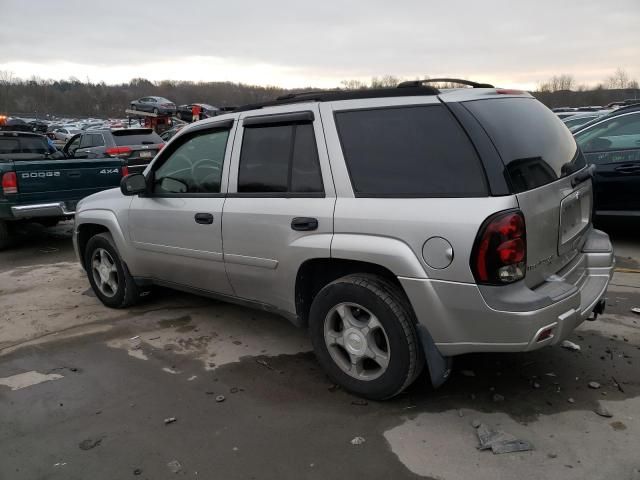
top-left (84, 233), bottom-right (140, 308)
top-left (309, 274), bottom-right (423, 400)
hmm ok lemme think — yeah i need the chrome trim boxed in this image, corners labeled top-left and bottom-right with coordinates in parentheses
top-left (10, 202), bottom-right (75, 218)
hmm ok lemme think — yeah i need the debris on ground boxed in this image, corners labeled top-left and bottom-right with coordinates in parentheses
top-left (133, 468), bottom-right (142, 475)
top-left (351, 399), bottom-right (368, 406)
top-left (79, 437), bottom-right (103, 450)
top-left (474, 423), bottom-right (534, 454)
top-left (167, 460), bottom-right (182, 473)
top-left (561, 340), bottom-right (581, 351)
top-left (610, 421), bottom-right (627, 431)
top-left (594, 405), bottom-right (613, 418)
top-left (588, 381), bottom-right (601, 389)
top-left (567, 398), bottom-right (575, 404)
top-left (547, 453), bottom-right (558, 459)
top-left (164, 417), bottom-right (177, 425)
top-left (631, 307), bottom-right (640, 314)
top-left (471, 419), bottom-right (481, 428)
top-left (612, 376), bottom-right (625, 393)
top-left (187, 375), bottom-right (197, 381)
top-left (460, 369), bottom-right (476, 377)
top-left (256, 359), bottom-right (274, 370)
top-left (351, 436), bottom-right (366, 445)
top-left (215, 395), bottom-right (225, 403)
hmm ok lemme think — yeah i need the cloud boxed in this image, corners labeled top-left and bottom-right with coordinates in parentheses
top-left (0, 0), bottom-right (638, 88)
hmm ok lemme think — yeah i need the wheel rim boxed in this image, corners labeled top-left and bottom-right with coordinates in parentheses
top-left (91, 248), bottom-right (119, 298)
top-left (323, 302), bottom-right (390, 381)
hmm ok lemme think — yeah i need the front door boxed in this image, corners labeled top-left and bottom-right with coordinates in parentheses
top-left (222, 106), bottom-right (335, 315)
top-left (128, 121), bottom-right (236, 295)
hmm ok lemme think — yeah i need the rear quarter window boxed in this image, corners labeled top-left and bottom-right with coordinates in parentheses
top-left (335, 105), bottom-right (487, 197)
top-left (463, 98), bottom-right (583, 193)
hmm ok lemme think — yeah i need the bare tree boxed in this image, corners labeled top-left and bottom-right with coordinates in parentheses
top-left (537, 74), bottom-right (575, 92)
top-left (606, 68), bottom-right (633, 89)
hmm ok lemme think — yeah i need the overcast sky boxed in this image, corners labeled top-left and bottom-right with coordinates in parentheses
top-left (1, 0), bottom-right (638, 89)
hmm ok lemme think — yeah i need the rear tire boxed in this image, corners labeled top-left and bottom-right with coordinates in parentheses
top-left (84, 233), bottom-right (140, 308)
top-left (309, 274), bottom-right (423, 400)
top-left (0, 220), bottom-right (13, 250)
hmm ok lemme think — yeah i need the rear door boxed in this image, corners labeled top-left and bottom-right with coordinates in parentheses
top-left (575, 111), bottom-right (640, 214)
top-left (222, 106), bottom-right (335, 313)
top-left (462, 97), bottom-right (589, 288)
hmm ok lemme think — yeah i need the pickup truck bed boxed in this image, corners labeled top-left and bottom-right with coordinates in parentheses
top-left (0, 131), bottom-right (124, 249)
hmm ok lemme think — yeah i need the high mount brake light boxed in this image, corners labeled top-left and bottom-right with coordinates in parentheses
top-left (471, 210), bottom-right (526, 285)
top-left (496, 89), bottom-right (525, 95)
top-left (2, 171), bottom-right (18, 194)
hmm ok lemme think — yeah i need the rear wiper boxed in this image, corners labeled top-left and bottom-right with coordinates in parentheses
top-left (571, 164), bottom-right (595, 188)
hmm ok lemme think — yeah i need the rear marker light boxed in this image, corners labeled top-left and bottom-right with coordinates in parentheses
top-left (121, 166), bottom-right (129, 177)
top-left (2, 171), bottom-right (18, 194)
top-left (471, 210), bottom-right (526, 285)
top-left (537, 327), bottom-right (555, 342)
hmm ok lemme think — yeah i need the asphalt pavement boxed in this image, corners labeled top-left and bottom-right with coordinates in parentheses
top-left (0, 220), bottom-right (638, 480)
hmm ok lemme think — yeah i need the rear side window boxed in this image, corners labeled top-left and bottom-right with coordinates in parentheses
top-left (335, 105), bottom-right (487, 197)
top-left (19, 136), bottom-right (49, 154)
top-left (464, 98), bottom-right (583, 193)
top-left (113, 130), bottom-right (162, 146)
top-left (238, 122), bottom-right (323, 194)
top-left (0, 137), bottom-right (20, 154)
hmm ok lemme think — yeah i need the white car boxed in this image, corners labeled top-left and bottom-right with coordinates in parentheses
top-left (53, 127), bottom-right (82, 141)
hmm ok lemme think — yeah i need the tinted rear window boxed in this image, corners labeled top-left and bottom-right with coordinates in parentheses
top-left (20, 136), bottom-right (49, 154)
top-left (113, 130), bottom-right (162, 146)
top-left (464, 98), bottom-right (583, 193)
top-left (335, 105), bottom-right (487, 197)
top-left (0, 137), bottom-right (20, 154)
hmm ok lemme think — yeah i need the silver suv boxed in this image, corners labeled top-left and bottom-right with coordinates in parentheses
top-left (74, 79), bottom-right (614, 400)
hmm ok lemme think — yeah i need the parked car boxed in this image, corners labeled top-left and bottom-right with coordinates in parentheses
top-left (563, 111), bottom-right (610, 132)
top-left (63, 128), bottom-right (164, 174)
top-left (573, 104), bottom-right (640, 217)
top-left (74, 80), bottom-right (613, 400)
top-left (176, 103), bottom-right (220, 121)
top-left (129, 96), bottom-right (176, 115)
top-left (0, 131), bottom-right (125, 249)
top-left (53, 127), bottom-right (82, 141)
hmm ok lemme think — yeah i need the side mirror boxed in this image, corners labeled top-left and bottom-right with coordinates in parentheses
top-left (120, 173), bottom-right (147, 196)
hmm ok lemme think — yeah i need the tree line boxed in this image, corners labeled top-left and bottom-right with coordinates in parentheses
top-left (1, 69), bottom-right (638, 119)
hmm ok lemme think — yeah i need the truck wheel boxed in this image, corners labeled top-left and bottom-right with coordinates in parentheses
top-left (84, 232), bottom-right (140, 308)
top-left (309, 274), bottom-right (423, 400)
top-left (0, 220), bottom-right (13, 250)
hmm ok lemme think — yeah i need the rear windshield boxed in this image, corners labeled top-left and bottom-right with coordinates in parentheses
top-left (335, 105), bottom-right (487, 197)
top-left (113, 129), bottom-right (163, 146)
top-left (464, 98), bottom-right (583, 193)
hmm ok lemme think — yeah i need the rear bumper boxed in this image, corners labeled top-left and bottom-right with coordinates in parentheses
top-left (10, 202), bottom-right (76, 219)
top-left (400, 228), bottom-right (614, 356)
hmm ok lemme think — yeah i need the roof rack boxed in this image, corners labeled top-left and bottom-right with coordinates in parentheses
top-left (232, 85), bottom-right (440, 112)
top-left (397, 78), bottom-right (495, 89)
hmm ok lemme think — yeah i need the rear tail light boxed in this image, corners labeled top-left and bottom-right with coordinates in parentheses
top-left (471, 210), bottom-right (526, 285)
top-left (105, 146), bottom-right (132, 158)
top-left (2, 171), bottom-right (18, 195)
top-left (121, 166), bottom-right (129, 177)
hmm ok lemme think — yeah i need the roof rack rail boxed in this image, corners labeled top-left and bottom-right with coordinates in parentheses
top-left (397, 78), bottom-right (495, 89)
top-left (231, 85), bottom-right (440, 112)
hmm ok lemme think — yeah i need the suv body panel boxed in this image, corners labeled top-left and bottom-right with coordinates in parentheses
top-left (74, 88), bottom-right (614, 359)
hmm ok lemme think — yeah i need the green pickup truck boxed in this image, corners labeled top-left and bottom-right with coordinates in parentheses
top-left (0, 131), bottom-right (125, 249)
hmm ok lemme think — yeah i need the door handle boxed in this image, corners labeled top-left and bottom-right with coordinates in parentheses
top-left (614, 165), bottom-right (640, 174)
top-left (291, 217), bottom-right (318, 231)
top-left (194, 213), bottom-right (214, 224)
